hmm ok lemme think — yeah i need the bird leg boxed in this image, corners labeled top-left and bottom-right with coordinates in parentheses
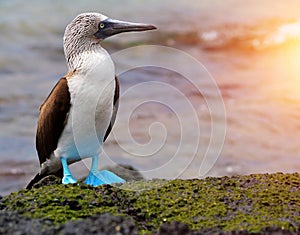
top-left (84, 156), bottom-right (125, 186)
top-left (61, 157), bottom-right (77, 184)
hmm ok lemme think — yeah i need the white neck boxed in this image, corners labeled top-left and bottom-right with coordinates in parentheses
top-left (66, 47), bottom-right (115, 94)
top-left (66, 44), bottom-right (107, 72)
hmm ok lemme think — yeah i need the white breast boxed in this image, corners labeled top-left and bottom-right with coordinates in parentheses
top-left (54, 48), bottom-right (115, 160)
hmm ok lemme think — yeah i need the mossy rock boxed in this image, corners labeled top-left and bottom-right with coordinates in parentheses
top-left (1, 172), bottom-right (300, 234)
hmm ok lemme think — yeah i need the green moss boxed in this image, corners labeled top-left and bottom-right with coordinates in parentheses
top-left (1, 173), bottom-right (300, 233)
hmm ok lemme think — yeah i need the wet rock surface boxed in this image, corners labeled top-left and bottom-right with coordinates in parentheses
top-left (0, 211), bottom-right (138, 235)
top-left (1, 172), bottom-right (300, 234)
top-left (0, 211), bottom-right (57, 235)
top-left (59, 213), bottom-right (139, 235)
top-left (157, 222), bottom-right (299, 235)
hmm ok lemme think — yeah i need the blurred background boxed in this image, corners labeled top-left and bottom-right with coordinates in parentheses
top-left (1, 0), bottom-right (300, 195)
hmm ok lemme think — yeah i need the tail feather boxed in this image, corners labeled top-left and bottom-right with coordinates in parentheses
top-left (26, 173), bottom-right (44, 189)
top-left (26, 169), bottom-right (63, 189)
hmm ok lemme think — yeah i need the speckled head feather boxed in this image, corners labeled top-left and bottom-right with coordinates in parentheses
top-left (63, 13), bottom-right (108, 70)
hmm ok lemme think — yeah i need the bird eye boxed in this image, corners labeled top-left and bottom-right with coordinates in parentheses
top-left (99, 23), bottom-right (105, 29)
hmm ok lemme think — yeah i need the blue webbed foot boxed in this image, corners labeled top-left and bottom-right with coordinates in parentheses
top-left (84, 170), bottom-right (125, 187)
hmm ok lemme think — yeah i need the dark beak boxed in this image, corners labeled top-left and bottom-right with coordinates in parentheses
top-left (94, 18), bottom-right (157, 40)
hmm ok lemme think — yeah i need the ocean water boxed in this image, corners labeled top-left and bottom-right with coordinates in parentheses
top-left (1, 0), bottom-right (300, 195)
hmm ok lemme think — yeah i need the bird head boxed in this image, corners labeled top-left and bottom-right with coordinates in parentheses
top-left (63, 12), bottom-right (156, 65)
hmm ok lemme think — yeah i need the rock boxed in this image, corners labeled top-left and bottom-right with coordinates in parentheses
top-left (104, 164), bottom-right (145, 181)
top-left (32, 175), bottom-right (62, 189)
top-left (1, 172), bottom-right (300, 234)
top-left (158, 221), bottom-right (192, 235)
top-left (58, 213), bottom-right (139, 235)
top-left (0, 211), bottom-right (57, 235)
top-left (0, 211), bottom-right (138, 235)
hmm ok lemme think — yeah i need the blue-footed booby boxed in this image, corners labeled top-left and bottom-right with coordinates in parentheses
top-left (26, 13), bottom-right (156, 189)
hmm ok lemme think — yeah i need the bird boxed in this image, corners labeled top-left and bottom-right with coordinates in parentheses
top-left (26, 12), bottom-right (156, 189)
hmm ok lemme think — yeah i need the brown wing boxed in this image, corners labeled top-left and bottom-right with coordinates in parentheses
top-left (36, 78), bottom-right (71, 165)
top-left (103, 76), bottom-right (119, 142)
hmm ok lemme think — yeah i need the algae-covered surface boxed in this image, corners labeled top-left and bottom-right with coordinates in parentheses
top-left (1, 173), bottom-right (300, 234)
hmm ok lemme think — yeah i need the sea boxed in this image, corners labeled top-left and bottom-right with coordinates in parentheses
top-left (1, 0), bottom-right (300, 195)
